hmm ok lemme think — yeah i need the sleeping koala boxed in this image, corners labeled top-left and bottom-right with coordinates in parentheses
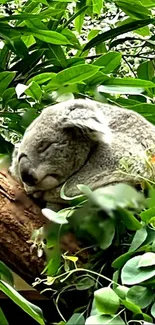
top-left (9, 98), bottom-right (155, 210)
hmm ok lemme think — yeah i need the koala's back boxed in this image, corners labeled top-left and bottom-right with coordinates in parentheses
top-left (57, 100), bottom-right (155, 197)
top-left (10, 98), bottom-right (155, 207)
top-left (94, 102), bottom-right (155, 148)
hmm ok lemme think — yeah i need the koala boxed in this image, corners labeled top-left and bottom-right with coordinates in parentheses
top-left (9, 99), bottom-right (155, 210)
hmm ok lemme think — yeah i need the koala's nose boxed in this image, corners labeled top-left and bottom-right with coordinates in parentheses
top-left (20, 168), bottom-right (38, 186)
top-left (19, 156), bottom-right (38, 186)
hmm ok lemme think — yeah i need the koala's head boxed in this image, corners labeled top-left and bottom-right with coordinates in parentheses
top-left (15, 99), bottom-right (112, 194)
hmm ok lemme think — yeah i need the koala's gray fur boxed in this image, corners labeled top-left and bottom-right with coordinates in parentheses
top-left (9, 99), bottom-right (155, 209)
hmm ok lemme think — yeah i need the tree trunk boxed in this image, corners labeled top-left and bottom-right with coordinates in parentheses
top-left (0, 169), bottom-right (45, 284)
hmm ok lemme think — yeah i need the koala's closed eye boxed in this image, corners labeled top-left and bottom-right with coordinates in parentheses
top-left (37, 141), bottom-right (53, 153)
top-left (18, 153), bottom-right (27, 162)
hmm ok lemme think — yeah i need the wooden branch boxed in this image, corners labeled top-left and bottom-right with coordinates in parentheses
top-left (0, 169), bottom-right (46, 284)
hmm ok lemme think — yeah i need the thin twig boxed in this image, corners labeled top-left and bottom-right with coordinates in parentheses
top-left (122, 56), bottom-right (136, 77)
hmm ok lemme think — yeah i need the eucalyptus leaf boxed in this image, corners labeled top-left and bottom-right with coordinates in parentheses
top-left (45, 64), bottom-right (100, 89)
top-left (114, 285), bottom-right (129, 299)
top-left (151, 302), bottom-right (155, 318)
top-left (66, 313), bottom-right (85, 325)
top-left (83, 19), bottom-right (154, 51)
top-left (127, 286), bottom-right (153, 309)
top-left (129, 227), bottom-right (148, 252)
top-left (121, 254), bottom-right (155, 285)
top-left (0, 71), bottom-right (16, 96)
top-left (0, 281), bottom-right (45, 325)
top-left (0, 261), bottom-right (14, 286)
top-left (94, 287), bottom-right (120, 314)
top-left (86, 315), bottom-right (125, 325)
top-left (42, 208), bottom-right (68, 224)
top-left (0, 308), bottom-right (8, 325)
top-left (93, 52), bottom-right (122, 73)
top-left (138, 252), bottom-right (155, 268)
top-left (25, 81), bottom-right (42, 101)
top-left (121, 299), bottom-right (142, 314)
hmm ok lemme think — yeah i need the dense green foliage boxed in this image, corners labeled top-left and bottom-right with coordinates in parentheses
top-left (0, 0), bottom-right (155, 324)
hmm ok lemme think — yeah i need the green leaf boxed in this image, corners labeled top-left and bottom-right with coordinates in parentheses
top-left (112, 270), bottom-right (119, 289)
top-left (75, 0), bottom-right (86, 34)
top-left (127, 103), bottom-right (155, 115)
top-left (142, 313), bottom-right (153, 323)
top-left (88, 29), bottom-right (100, 41)
top-left (99, 77), bottom-right (155, 95)
top-left (98, 85), bottom-right (144, 95)
top-left (86, 72), bottom-right (109, 86)
top-left (121, 299), bottom-right (142, 314)
top-left (48, 44), bottom-right (67, 68)
top-left (104, 77), bottom-right (155, 88)
top-left (42, 246), bottom-right (61, 276)
top-left (0, 308), bottom-right (8, 325)
top-left (115, 0), bottom-right (150, 19)
top-left (137, 61), bottom-right (154, 80)
top-left (66, 313), bottom-right (85, 325)
top-left (83, 18), bottom-right (154, 51)
top-left (11, 49), bottom-right (45, 75)
top-left (0, 71), bottom-right (16, 97)
top-left (114, 285), bottom-right (129, 299)
top-left (135, 25), bottom-right (151, 37)
top-left (0, 0), bottom-right (10, 3)
top-left (112, 251), bottom-right (135, 269)
top-left (147, 188), bottom-right (155, 208)
top-left (93, 52), bottom-right (122, 73)
top-left (86, 315), bottom-right (125, 325)
top-left (121, 254), bottom-right (155, 285)
top-left (63, 5), bottom-right (88, 29)
top-left (97, 218), bottom-right (115, 249)
top-left (93, 52), bottom-right (122, 74)
top-left (151, 302), bottom-right (155, 318)
top-left (22, 35), bottom-right (35, 47)
top-left (11, 37), bottom-right (28, 58)
top-left (117, 209), bottom-right (142, 231)
top-left (28, 73), bottom-right (56, 85)
top-left (140, 0), bottom-right (155, 7)
top-left (0, 9), bottom-right (64, 21)
top-left (76, 277), bottom-right (95, 290)
top-left (92, 0), bottom-right (103, 14)
top-left (0, 261), bottom-right (14, 286)
top-left (0, 135), bottom-right (13, 154)
top-left (94, 287), bottom-right (120, 314)
top-left (20, 109), bottom-right (39, 128)
top-left (138, 252), bottom-right (155, 267)
top-left (62, 29), bottom-right (81, 50)
top-left (42, 208), bottom-right (68, 224)
top-left (129, 227), bottom-right (148, 252)
top-left (0, 45), bottom-right (9, 70)
top-left (2, 87), bottom-right (16, 106)
top-left (127, 286), bottom-right (153, 309)
top-left (91, 184), bottom-right (144, 213)
top-left (0, 281), bottom-right (45, 325)
top-left (140, 207), bottom-right (155, 224)
top-left (45, 64), bottom-right (100, 89)
top-left (77, 184), bottom-right (93, 197)
top-left (19, 27), bottom-right (71, 45)
top-left (25, 81), bottom-right (42, 101)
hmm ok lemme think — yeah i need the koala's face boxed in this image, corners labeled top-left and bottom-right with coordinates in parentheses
top-left (13, 99), bottom-right (112, 199)
top-left (17, 104), bottom-right (92, 194)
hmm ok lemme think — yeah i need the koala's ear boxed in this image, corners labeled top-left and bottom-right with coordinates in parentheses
top-left (61, 104), bottom-right (112, 144)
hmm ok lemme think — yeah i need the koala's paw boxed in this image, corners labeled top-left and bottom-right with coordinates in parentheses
top-left (23, 184), bottom-right (43, 199)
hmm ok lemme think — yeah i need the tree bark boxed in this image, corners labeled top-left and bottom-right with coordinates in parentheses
top-left (0, 169), bottom-right (45, 284)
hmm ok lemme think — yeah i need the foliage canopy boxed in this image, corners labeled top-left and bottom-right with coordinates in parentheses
top-left (0, 0), bottom-right (155, 324)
